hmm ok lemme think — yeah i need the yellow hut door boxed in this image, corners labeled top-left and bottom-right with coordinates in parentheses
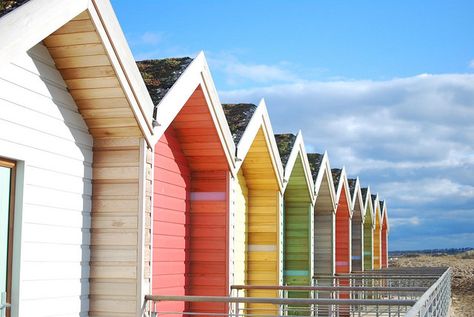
top-left (0, 160), bottom-right (15, 317)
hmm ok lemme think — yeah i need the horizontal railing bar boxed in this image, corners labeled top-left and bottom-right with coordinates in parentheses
top-left (145, 295), bottom-right (417, 306)
top-left (313, 275), bottom-right (439, 279)
top-left (231, 285), bottom-right (428, 292)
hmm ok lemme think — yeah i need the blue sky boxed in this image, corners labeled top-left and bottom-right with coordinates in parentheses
top-left (111, 0), bottom-right (474, 251)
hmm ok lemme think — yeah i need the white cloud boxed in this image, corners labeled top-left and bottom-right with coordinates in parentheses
top-left (378, 178), bottom-right (474, 204)
top-left (390, 217), bottom-right (421, 227)
top-left (140, 32), bottom-right (163, 45)
top-left (219, 73), bottom-right (474, 250)
top-left (469, 59), bottom-right (474, 69)
top-left (207, 53), bottom-right (299, 85)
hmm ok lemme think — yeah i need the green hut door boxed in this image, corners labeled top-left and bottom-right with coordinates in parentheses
top-left (0, 161), bottom-right (14, 317)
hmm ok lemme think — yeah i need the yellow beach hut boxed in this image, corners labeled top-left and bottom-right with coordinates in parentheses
top-left (361, 187), bottom-right (375, 270)
top-left (223, 100), bottom-right (284, 313)
top-left (372, 194), bottom-right (382, 269)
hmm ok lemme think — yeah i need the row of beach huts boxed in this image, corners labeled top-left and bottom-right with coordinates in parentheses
top-left (0, 1), bottom-right (388, 316)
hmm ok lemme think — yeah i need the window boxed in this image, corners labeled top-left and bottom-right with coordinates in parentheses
top-left (0, 159), bottom-right (15, 317)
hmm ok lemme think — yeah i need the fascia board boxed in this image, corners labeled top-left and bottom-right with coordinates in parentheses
top-left (234, 102), bottom-right (265, 170)
top-left (364, 187), bottom-right (374, 225)
top-left (282, 132), bottom-right (314, 200)
top-left (235, 100), bottom-right (284, 190)
top-left (151, 54), bottom-right (203, 142)
top-left (381, 202), bottom-right (389, 232)
top-left (149, 53), bottom-right (236, 174)
top-left (364, 187), bottom-right (374, 229)
top-left (298, 132), bottom-right (316, 200)
top-left (337, 168), bottom-right (353, 218)
top-left (0, 0), bottom-right (88, 64)
top-left (351, 178), bottom-right (364, 221)
top-left (283, 133), bottom-right (301, 185)
top-left (314, 153), bottom-right (337, 212)
top-left (199, 54), bottom-right (236, 172)
top-left (88, 0), bottom-right (154, 145)
top-left (259, 101), bottom-right (284, 191)
top-left (372, 194), bottom-right (381, 228)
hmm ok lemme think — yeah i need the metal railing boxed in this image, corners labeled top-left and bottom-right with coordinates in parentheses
top-left (144, 267), bottom-right (451, 317)
top-left (404, 268), bottom-right (451, 317)
top-left (145, 294), bottom-right (416, 317)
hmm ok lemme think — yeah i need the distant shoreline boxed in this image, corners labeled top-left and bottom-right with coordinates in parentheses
top-left (389, 247), bottom-right (474, 256)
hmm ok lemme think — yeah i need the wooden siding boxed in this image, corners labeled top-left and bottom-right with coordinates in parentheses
top-left (241, 128), bottom-right (280, 314)
top-left (381, 213), bottom-right (388, 268)
top-left (233, 170), bottom-right (248, 289)
top-left (351, 199), bottom-right (363, 272)
top-left (153, 127), bottom-right (190, 314)
top-left (43, 11), bottom-right (143, 140)
top-left (363, 206), bottom-right (373, 271)
top-left (188, 170), bottom-right (228, 313)
top-left (373, 209), bottom-right (382, 269)
top-left (381, 228), bottom-right (388, 268)
top-left (335, 188), bottom-right (351, 274)
top-left (284, 154), bottom-right (312, 291)
top-left (314, 174), bottom-right (335, 276)
top-left (153, 86), bottom-right (230, 315)
top-left (36, 11), bottom-right (151, 316)
top-left (0, 43), bottom-right (93, 316)
top-left (90, 137), bottom-right (145, 317)
top-left (351, 217), bottom-right (363, 272)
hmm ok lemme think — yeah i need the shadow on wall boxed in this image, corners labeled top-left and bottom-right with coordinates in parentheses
top-left (31, 47), bottom-right (92, 313)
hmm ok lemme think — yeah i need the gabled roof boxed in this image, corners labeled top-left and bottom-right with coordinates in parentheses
top-left (362, 187), bottom-right (374, 226)
top-left (331, 168), bottom-right (342, 189)
top-left (0, 0), bottom-right (156, 145)
top-left (361, 187), bottom-right (369, 202)
top-left (230, 99), bottom-right (284, 190)
top-left (348, 178), bottom-right (357, 197)
top-left (380, 200), bottom-right (389, 232)
top-left (348, 177), bottom-right (364, 220)
top-left (222, 103), bottom-right (258, 144)
top-left (0, 0), bottom-right (29, 18)
top-left (332, 167), bottom-right (352, 217)
top-left (371, 193), bottom-right (382, 225)
top-left (144, 52), bottom-right (236, 171)
top-left (274, 133), bottom-right (297, 169)
top-left (137, 57), bottom-right (193, 118)
top-left (279, 131), bottom-right (314, 199)
top-left (307, 153), bottom-right (324, 182)
top-left (310, 151), bottom-right (336, 211)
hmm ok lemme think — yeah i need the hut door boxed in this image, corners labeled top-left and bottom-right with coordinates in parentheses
top-left (0, 160), bottom-right (15, 317)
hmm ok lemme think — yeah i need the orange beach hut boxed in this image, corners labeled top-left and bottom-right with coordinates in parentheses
top-left (139, 54), bottom-right (236, 315)
top-left (332, 168), bottom-right (352, 274)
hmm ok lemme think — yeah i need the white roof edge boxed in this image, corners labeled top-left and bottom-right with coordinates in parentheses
top-left (235, 99), bottom-right (284, 190)
top-left (149, 52), bottom-right (236, 172)
top-left (314, 152), bottom-right (337, 211)
top-left (281, 131), bottom-right (315, 200)
top-left (0, 0), bottom-right (157, 145)
top-left (91, 0), bottom-right (155, 133)
top-left (0, 0), bottom-right (88, 64)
